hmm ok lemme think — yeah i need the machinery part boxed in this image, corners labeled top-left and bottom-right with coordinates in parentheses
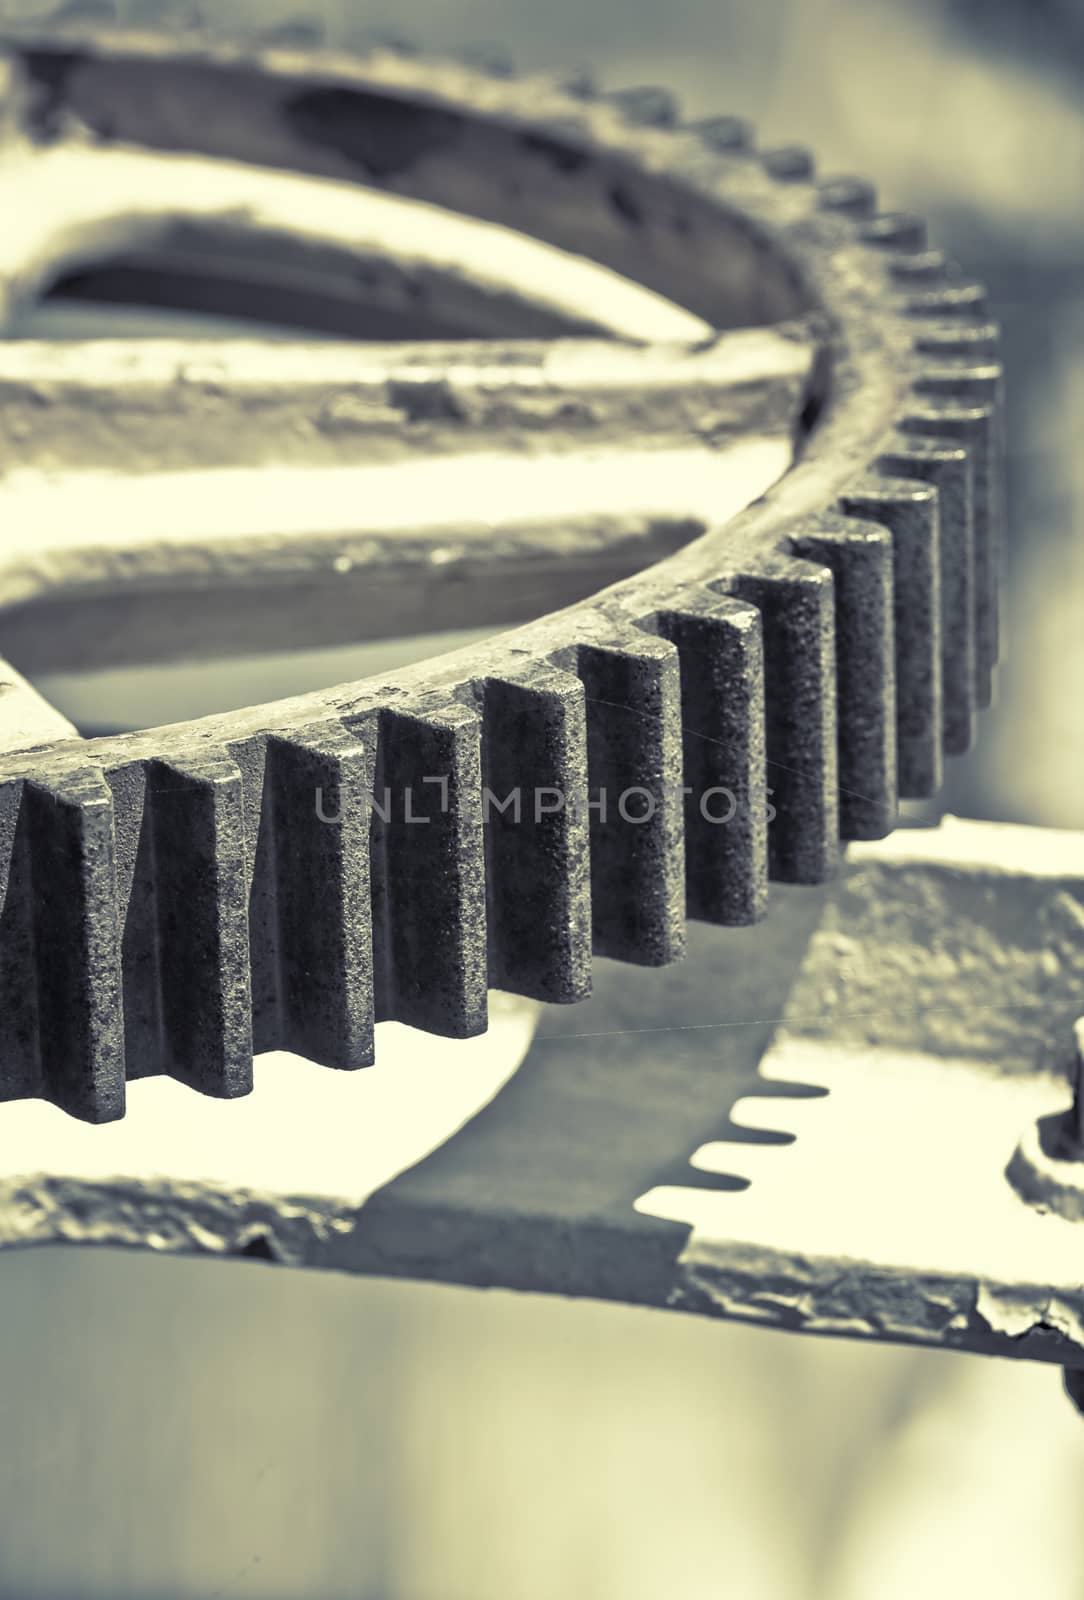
top-left (2, 816), bottom-right (1083, 1377)
top-left (0, 11), bottom-right (1005, 1122)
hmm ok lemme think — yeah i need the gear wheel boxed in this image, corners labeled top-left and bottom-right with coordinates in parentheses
top-left (0, 8), bottom-right (1004, 1122)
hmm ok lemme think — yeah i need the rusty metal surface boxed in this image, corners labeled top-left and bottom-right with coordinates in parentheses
top-left (0, 17), bottom-right (1006, 1139)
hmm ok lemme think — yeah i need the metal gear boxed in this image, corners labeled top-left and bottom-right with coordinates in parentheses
top-left (0, 9), bottom-right (1004, 1123)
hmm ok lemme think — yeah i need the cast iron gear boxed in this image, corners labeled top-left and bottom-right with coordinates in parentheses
top-left (0, 8), bottom-right (1004, 1122)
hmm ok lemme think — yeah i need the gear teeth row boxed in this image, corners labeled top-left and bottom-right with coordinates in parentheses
top-left (817, 177), bottom-right (877, 217)
top-left (901, 396), bottom-right (999, 708)
top-left (904, 311), bottom-right (1003, 717)
top-left (121, 724), bottom-right (378, 1095)
top-left (911, 351), bottom-right (1005, 698)
top-left (876, 433), bottom-right (976, 755)
top-left (1, 706), bottom-right (476, 1119)
top-left (761, 146), bottom-right (815, 182)
top-left (685, 115), bottom-right (754, 152)
top-left (775, 176), bottom-right (1001, 784)
top-left (0, 34), bottom-right (1006, 1118)
top-left (0, 544), bottom-right (898, 1118)
top-left (859, 212), bottom-right (928, 252)
top-left (604, 85), bottom-right (679, 127)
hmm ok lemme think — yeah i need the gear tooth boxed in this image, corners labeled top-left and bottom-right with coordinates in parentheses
top-left (817, 176), bottom-right (877, 217)
top-left (901, 280), bottom-right (988, 319)
top-left (0, 773), bottom-right (41, 1095)
top-left (642, 590), bottom-right (768, 926)
top-left (159, 1), bottom-right (209, 29)
top-left (477, 665), bottom-right (591, 1004)
top-left (0, 779), bottom-right (38, 1111)
top-left (722, 559), bottom-right (839, 885)
top-left (554, 68), bottom-right (598, 100)
top-left (859, 212), bottom-right (928, 252)
top-left (0, 769), bottom-right (125, 1123)
top-left (201, 10), bottom-right (317, 48)
top-left (104, 758), bottom-right (157, 1086)
top-left (253, 16), bottom-right (327, 50)
top-left (889, 250), bottom-right (957, 286)
top-left (364, 698), bottom-right (487, 1037)
top-left (605, 85), bottom-right (679, 127)
top-left (761, 145), bottom-right (815, 181)
top-left (230, 719), bottom-right (376, 1071)
top-left (911, 320), bottom-right (1000, 360)
top-left (456, 42), bottom-right (516, 78)
top-left (134, 752), bottom-right (253, 1098)
top-left (902, 397), bottom-right (1000, 706)
top-left (787, 515), bottom-right (898, 840)
top-left (914, 357), bottom-right (1003, 407)
top-left (557, 630), bottom-right (685, 965)
top-left (521, 112), bottom-right (594, 150)
top-left (36, 768), bottom-right (126, 1123)
top-left (40, 0), bottom-right (118, 25)
top-left (838, 478), bottom-right (942, 797)
top-left (342, 25), bottom-right (418, 58)
top-left (875, 437), bottom-right (976, 757)
top-left (129, 0), bottom-right (204, 30)
top-left (687, 114), bottom-right (754, 153)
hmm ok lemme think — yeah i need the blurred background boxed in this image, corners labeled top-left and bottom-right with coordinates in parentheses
top-left (1, 0), bottom-right (1083, 1595)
